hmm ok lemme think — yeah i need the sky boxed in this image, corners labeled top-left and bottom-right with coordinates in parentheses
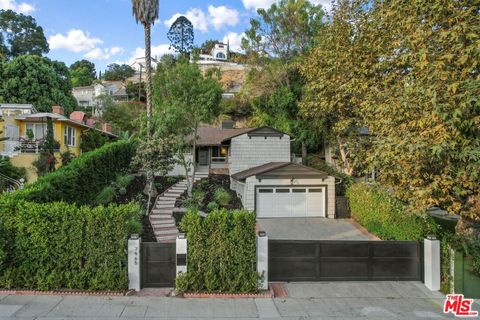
top-left (0, 0), bottom-right (331, 72)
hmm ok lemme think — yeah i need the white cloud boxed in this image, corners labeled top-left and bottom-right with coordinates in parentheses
top-left (208, 6), bottom-right (239, 30)
top-left (0, 0), bottom-right (35, 14)
top-left (48, 29), bottom-right (103, 53)
top-left (223, 32), bottom-right (245, 52)
top-left (164, 8), bottom-right (208, 33)
top-left (242, 0), bottom-right (276, 10)
top-left (84, 47), bottom-right (124, 60)
top-left (164, 5), bottom-right (239, 33)
top-left (243, 0), bottom-right (332, 11)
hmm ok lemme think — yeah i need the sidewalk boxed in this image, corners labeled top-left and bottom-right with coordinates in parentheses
top-left (0, 282), bottom-right (456, 319)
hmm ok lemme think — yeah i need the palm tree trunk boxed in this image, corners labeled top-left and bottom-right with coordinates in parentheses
top-left (144, 23), bottom-right (153, 134)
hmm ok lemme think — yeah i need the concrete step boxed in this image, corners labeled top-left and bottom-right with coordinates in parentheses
top-left (151, 222), bottom-right (176, 228)
top-left (152, 208), bottom-right (172, 214)
top-left (157, 236), bottom-right (177, 242)
top-left (160, 193), bottom-right (179, 198)
top-left (157, 199), bottom-right (176, 204)
top-left (155, 204), bottom-right (175, 209)
top-left (150, 215), bottom-right (173, 221)
top-left (154, 227), bottom-right (178, 234)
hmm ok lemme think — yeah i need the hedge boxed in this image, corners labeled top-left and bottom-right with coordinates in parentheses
top-left (346, 183), bottom-right (437, 240)
top-left (0, 198), bottom-right (141, 290)
top-left (8, 140), bottom-right (135, 205)
top-left (176, 209), bottom-right (258, 293)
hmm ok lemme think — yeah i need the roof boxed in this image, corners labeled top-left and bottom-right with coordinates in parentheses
top-left (69, 111), bottom-right (87, 123)
top-left (231, 162), bottom-right (329, 181)
top-left (111, 88), bottom-right (128, 97)
top-left (15, 112), bottom-right (117, 138)
top-left (195, 127), bottom-right (253, 146)
top-left (194, 126), bottom-right (290, 146)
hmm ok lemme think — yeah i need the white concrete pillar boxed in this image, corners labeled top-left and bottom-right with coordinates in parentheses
top-left (424, 236), bottom-right (440, 291)
top-left (176, 234), bottom-right (187, 275)
top-left (257, 231), bottom-right (268, 290)
top-left (128, 234), bottom-right (141, 291)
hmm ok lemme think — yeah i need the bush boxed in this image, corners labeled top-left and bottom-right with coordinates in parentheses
top-left (8, 140), bottom-right (135, 205)
top-left (206, 201), bottom-right (219, 211)
top-left (176, 209), bottom-right (258, 293)
top-left (0, 198), bottom-right (141, 290)
top-left (80, 129), bottom-right (109, 153)
top-left (214, 188), bottom-right (231, 207)
top-left (346, 183), bottom-right (437, 240)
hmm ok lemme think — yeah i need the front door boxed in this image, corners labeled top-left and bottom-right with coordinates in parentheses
top-left (198, 149), bottom-right (209, 166)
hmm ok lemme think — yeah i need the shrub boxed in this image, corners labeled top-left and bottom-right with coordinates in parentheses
top-left (60, 149), bottom-right (74, 166)
top-left (176, 208), bottom-right (258, 293)
top-left (206, 201), bottom-right (219, 211)
top-left (0, 198), bottom-right (141, 290)
top-left (80, 129), bottom-right (109, 153)
top-left (214, 188), bottom-right (231, 207)
top-left (8, 140), bottom-right (135, 205)
top-left (346, 183), bottom-right (437, 240)
top-left (95, 186), bottom-right (116, 205)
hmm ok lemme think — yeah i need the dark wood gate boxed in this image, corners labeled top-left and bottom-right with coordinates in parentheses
top-left (141, 242), bottom-right (176, 288)
top-left (269, 240), bottom-right (423, 282)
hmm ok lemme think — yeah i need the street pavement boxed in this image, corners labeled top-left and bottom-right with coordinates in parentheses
top-left (0, 282), bottom-right (461, 319)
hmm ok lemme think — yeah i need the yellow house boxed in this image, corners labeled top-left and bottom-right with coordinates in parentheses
top-left (0, 104), bottom-right (116, 182)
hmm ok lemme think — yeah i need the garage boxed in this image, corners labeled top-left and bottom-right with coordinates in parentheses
top-left (230, 162), bottom-right (337, 219)
top-left (256, 186), bottom-right (325, 218)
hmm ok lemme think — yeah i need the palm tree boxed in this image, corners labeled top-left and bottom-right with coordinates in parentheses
top-left (131, 0), bottom-right (159, 133)
top-left (132, 0), bottom-right (159, 213)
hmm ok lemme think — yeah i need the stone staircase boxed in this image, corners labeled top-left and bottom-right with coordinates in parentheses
top-left (150, 171), bottom-right (209, 243)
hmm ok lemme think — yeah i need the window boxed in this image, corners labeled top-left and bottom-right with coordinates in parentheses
top-left (258, 189), bottom-right (273, 193)
top-left (216, 52), bottom-right (226, 60)
top-left (211, 146), bottom-right (228, 163)
top-left (64, 126), bottom-right (76, 147)
top-left (309, 189), bottom-right (323, 193)
top-left (276, 189), bottom-right (290, 193)
top-left (25, 123), bottom-right (47, 140)
top-left (292, 189), bottom-right (306, 193)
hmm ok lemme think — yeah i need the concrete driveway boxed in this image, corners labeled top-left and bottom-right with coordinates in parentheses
top-left (257, 217), bottom-right (378, 240)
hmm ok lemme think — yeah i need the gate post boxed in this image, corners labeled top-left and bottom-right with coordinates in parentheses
top-left (176, 234), bottom-right (187, 275)
top-left (128, 234), bottom-right (141, 291)
top-left (257, 231), bottom-right (268, 290)
top-left (424, 236), bottom-right (440, 291)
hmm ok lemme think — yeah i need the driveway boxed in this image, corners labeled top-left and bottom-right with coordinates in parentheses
top-left (257, 217), bottom-right (378, 240)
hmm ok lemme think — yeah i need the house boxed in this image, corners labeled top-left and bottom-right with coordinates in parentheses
top-left (0, 104), bottom-right (116, 182)
top-left (72, 83), bottom-right (106, 107)
top-left (197, 42), bottom-right (229, 62)
top-left (168, 121), bottom-right (336, 218)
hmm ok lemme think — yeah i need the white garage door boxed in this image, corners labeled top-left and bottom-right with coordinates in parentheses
top-left (256, 187), bottom-right (326, 218)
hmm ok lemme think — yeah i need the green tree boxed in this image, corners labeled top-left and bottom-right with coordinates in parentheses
top-left (200, 39), bottom-right (220, 53)
top-left (358, 0), bottom-right (480, 230)
top-left (300, 0), bottom-right (368, 174)
top-left (153, 62), bottom-right (223, 195)
top-left (242, 0), bottom-right (326, 163)
top-left (103, 63), bottom-right (135, 81)
top-left (242, 0), bottom-right (325, 61)
top-left (125, 81), bottom-right (145, 102)
top-left (102, 101), bottom-right (145, 134)
top-left (0, 55), bottom-right (77, 114)
top-left (0, 9), bottom-right (49, 58)
top-left (33, 117), bottom-right (57, 176)
top-left (167, 16), bottom-right (194, 55)
top-left (70, 59), bottom-right (96, 87)
top-left (79, 129), bottom-right (109, 153)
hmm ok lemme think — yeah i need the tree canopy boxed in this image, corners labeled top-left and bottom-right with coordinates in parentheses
top-left (103, 63), bottom-right (135, 81)
top-left (242, 0), bottom-right (326, 60)
top-left (167, 16), bottom-right (194, 54)
top-left (0, 9), bottom-right (49, 58)
top-left (70, 59), bottom-right (96, 87)
top-left (0, 55), bottom-right (77, 114)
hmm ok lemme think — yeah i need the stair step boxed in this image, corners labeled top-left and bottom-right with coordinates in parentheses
top-left (151, 222), bottom-right (175, 228)
top-left (157, 236), bottom-right (177, 242)
top-left (157, 200), bottom-right (176, 204)
top-left (152, 208), bottom-right (172, 214)
top-left (155, 231), bottom-right (179, 237)
top-left (150, 215), bottom-right (172, 221)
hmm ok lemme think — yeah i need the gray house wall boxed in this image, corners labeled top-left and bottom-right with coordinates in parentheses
top-left (229, 134), bottom-right (291, 175)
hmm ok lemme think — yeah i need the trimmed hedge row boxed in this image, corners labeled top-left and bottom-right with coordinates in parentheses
top-left (9, 140), bottom-right (135, 205)
top-left (176, 209), bottom-right (258, 293)
top-left (0, 198), bottom-right (141, 290)
top-left (346, 183), bottom-right (437, 240)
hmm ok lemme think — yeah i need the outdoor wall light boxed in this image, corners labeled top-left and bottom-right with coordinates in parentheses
top-left (130, 234), bottom-right (139, 240)
top-left (178, 233), bottom-right (186, 239)
top-left (427, 235), bottom-right (437, 240)
top-left (258, 231), bottom-right (267, 237)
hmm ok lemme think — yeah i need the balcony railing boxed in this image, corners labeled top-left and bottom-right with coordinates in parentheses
top-left (0, 138), bottom-right (60, 156)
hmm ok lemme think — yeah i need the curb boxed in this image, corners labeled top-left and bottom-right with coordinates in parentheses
top-left (0, 289), bottom-right (132, 296)
top-left (183, 289), bottom-right (273, 299)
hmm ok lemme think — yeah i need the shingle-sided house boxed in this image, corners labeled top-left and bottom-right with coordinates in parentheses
top-left (168, 122), bottom-right (336, 219)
